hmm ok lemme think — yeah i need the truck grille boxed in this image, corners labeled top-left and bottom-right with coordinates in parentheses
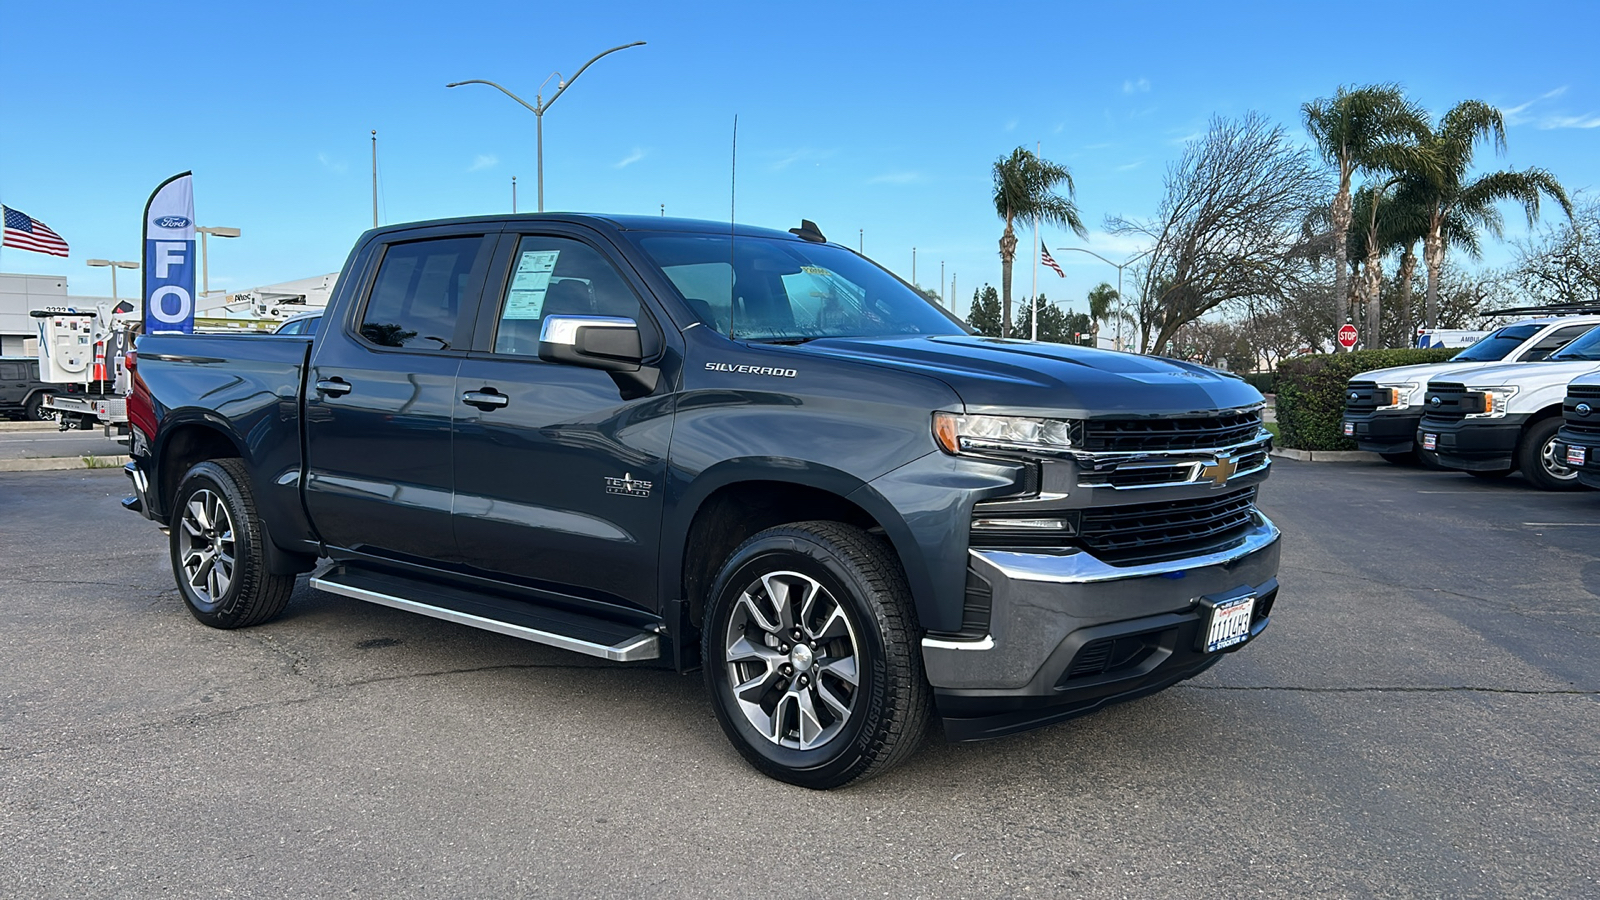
top-left (1344, 380), bottom-right (1386, 414)
top-left (1078, 487), bottom-right (1258, 565)
top-left (1078, 448), bottom-right (1270, 489)
top-left (1421, 382), bottom-right (1473, 422)
top-left (1564, 385), bottom-right (1600, 439)
top-left (1080, 410), bottom-right (1262, 452)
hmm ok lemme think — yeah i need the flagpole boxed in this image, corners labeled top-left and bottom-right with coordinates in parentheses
top-left (1031, 141), bottom-right (1040, 342)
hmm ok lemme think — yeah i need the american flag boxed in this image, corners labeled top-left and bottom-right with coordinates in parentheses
top-left (3, 206), bottom-right (70, 257)
top-left (1041, 241), bottom-right (1064, 277)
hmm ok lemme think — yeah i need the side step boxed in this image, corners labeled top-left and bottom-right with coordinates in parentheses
top-left (310, 566), bottom-right (660, 662)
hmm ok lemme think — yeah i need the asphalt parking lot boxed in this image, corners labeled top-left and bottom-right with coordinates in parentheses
top-left (3, 462), bottom-right (1597, 898)
top-left (0, 425), bottom-right (126, 461)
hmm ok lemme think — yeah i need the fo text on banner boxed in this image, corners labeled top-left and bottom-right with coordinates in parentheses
top-left (143, 172), bottom-right (197, 334)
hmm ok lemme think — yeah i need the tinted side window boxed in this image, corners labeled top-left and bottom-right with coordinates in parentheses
top-left (304, 315), bottom-right (322, 335)
top-left (1530, 324), bottom-right (1594, 356)
top-left (0, 363), bottom-right (20, 380)
top-left (491, 236), bottom-right (644, 356)
top-left (361, 237), bottom-right (482, 349)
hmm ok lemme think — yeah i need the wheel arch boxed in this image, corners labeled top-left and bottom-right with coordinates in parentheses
top-left (667, 460), bottom-right (933, 657)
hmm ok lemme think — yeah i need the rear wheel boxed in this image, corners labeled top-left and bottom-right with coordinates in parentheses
top-left (1518, 417), bottom-right (1587, 491)
top-left (169, 459), bottom-right (295, 628)
top-left (23, 393), bottom-right (52, 421)
top-left (702, 521), bottom-right (930, 789)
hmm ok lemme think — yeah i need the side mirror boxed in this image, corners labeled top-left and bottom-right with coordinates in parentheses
top-left (539, 315), bottom-right (659, 398)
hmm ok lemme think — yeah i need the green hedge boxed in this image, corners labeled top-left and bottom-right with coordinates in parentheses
top-left (1242, 373), bottom-right (1275, 395)
top-left (1275, 349), bottom-right (1457, 451)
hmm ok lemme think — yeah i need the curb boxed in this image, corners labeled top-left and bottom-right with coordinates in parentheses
top-left (1270, 447), bottom-right (1383, 463)
top-left (0, 421), bottom-right (58, 432)
top-left (0, 455), bottom-right (129, 473)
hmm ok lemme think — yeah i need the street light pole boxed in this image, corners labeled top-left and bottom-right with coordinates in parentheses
top-left (1055, 246), bottom-right (1156, 352)
top-left (195, 226), bottom-right (242, 297)
top-left (86, 259), bottom-right (139, 305)
top-left (448, 41), bottom-right (646, 213)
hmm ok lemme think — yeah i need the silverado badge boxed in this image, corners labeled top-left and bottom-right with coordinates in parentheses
top-left (605, 473), bottom-right (653, 498)
top-left (1198, 455), bottom-right (1239, 488)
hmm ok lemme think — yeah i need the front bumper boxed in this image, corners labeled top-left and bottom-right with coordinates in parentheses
top-left (923, 513), bottom-right (1280, 741)
top-left (1415, 414), bottom-right (1527, 472)
top-left (1341, 410), bottom-right (1421, 454)
top-left (1554, 425), bottom-right (1600, 489)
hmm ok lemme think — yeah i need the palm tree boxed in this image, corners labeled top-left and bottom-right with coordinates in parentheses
top-left (1352, 179), bottom-right (1431, 348)
top-left (1407, 101), bottom-right (1573, 328)
top-left (992, 147), bottom-right (1087, 338)
top-left (1085, 282), bottom-right (1124, 348)
top-left (1302, 85), bottom-right (1430, 350)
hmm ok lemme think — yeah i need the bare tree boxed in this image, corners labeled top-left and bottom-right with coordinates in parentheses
top-left (1502, 196), bottom-right (1600, 308)
top-left (1112, 114), bottom-right (1330, 355)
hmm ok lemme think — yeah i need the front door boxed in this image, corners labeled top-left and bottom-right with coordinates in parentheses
top-left (451, 232), bottom-right (672, 612)
top-left (304, 231), bottom-right (494, 565)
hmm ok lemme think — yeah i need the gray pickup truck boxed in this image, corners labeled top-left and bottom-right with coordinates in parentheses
top-left (124, 214), bottom-right (1281, 787)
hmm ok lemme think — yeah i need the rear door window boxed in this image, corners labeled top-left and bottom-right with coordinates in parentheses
top-left (359, 237), bottom-right (484, 350)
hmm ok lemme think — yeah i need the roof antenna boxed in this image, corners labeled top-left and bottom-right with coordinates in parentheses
top-left (729, 113), bottom-right (739, 339)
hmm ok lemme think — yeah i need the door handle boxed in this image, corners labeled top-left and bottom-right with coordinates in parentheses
top-left (462, 389), bottom-right (509, 410)
top-left (315, 379), bottom-right (352, 396)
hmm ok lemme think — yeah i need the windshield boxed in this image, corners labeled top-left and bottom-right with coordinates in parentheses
top-left (1548, 325), bottom-right (1600, 361)
top-left (1450, 325), bottom-right (1540, 361)
top-left (630, 233), bottom-right (967, 342)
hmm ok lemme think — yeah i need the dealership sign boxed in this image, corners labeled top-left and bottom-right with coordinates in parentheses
top-left (142, 172), bottom-right (196, 334)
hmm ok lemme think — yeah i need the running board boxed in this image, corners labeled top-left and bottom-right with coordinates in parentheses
top-left (310, 567), bottom-right (660, 663)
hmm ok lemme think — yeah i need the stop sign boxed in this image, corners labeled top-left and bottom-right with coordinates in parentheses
top-left (1338, 323), bottom-right (1358, 350)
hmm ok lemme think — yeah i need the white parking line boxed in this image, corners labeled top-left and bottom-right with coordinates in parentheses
top-left (1522, 522), bottom-right (1600, 527)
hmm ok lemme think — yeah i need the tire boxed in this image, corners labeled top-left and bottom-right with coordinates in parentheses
top-left (1468, 469), bottom-right (1513, 480)
top-left (23, 393), bottom-right (51, 421)
top-left (1518, 417), bottom-right (1588, 492)
top-left (169, 459), bottom-right (294, 628)
top-left (1380, 451), bottom-right (1419, 466)
top-left (701, 521), bottom-right (931, 789)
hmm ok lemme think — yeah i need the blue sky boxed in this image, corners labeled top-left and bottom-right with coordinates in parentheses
top-left (3, 0), bottom-right (1597, 319)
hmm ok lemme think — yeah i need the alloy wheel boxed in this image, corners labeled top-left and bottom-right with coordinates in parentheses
top-left (178, 489), bottom-right (236, 606)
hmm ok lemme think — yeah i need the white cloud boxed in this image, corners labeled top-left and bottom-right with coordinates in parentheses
top-left (614, 147), bottom-right (647, 168)
top-left (1053, 229), bottom-right (1158, 262)
top-left (1114, 160), bottom-right (1144, 172)
top-left (468, 154), bottom-right (498, 172)
top-left (1500, 85), bottom-right (1595, 128)
top-left (316, 152), bottom-right (347, 175)
top-left (1167, 131), bottom-right (1201, 146)
top-left (868, 171), bottom-right (922, 185)
top-left (771, 147), bottom-right (833, 170)
top-left (1123, 78), bottom-right (1151, 94)
top-left (1004, 118), bottom-right (1019, 132)
top-left (1541, 113), bottom-right (1600, 129)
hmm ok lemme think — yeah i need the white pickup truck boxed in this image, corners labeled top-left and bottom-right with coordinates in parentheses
top-left (1555, 373), bottom-right (1600, 490)
top-left (1416, 324), bottom-right (1600, 490)
top-left (1342, 317), bottom-right (1600, 463)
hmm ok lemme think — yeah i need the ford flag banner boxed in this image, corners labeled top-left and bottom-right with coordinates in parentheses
top-left (142, 172), bottom-right (197, 334)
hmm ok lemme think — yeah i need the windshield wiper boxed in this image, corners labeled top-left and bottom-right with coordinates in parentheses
top-left (746, 336), bottom-right (826, 345)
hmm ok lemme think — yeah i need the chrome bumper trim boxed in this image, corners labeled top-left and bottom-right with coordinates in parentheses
top-left (971, 513), bottom-right (1280, 585)
top-left (922, 634), bottom-right (995, 651)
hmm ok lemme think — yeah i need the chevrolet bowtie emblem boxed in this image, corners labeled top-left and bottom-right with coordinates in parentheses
top-left (1198, 455), bottom-right (1239, 487)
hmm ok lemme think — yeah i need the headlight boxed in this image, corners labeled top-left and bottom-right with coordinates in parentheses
top-left (1376, 382), bottom-right (1422, 410)
top-left (933, 412), bottom-right (1078, 456)
top-left (1466, 386), bottom-right (1518, 418)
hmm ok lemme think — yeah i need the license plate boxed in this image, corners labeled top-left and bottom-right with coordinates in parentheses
top-left (1422, 433), bottom-right (1437, 450)
top-left (1569, 445), bottom-right (1587, 467)
top-left (1343, 421), bottom-right (1354, 436)
top-left (1202, 595), bottom-right (1256, 653)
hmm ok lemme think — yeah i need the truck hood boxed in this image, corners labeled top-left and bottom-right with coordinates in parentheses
top-left (1425, 359), bottom-right (1600, 388)
top-left (1353, 361), bottom-right (1467, 384)
top-left (780, 334), bottom-right (1264, 416)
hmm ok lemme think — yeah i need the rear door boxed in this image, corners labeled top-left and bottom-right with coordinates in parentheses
top-left (450, 229), bottom-right (674, 612)
top-left (304, 229), bottom-right (496, 565)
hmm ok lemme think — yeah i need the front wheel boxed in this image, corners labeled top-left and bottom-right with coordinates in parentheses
top-left (702, 521), bottom-right (931, 789)
top-left (1519, 418), bottom-right (1588, 491)
top-left (169, 459), bottom-right (295, 628)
